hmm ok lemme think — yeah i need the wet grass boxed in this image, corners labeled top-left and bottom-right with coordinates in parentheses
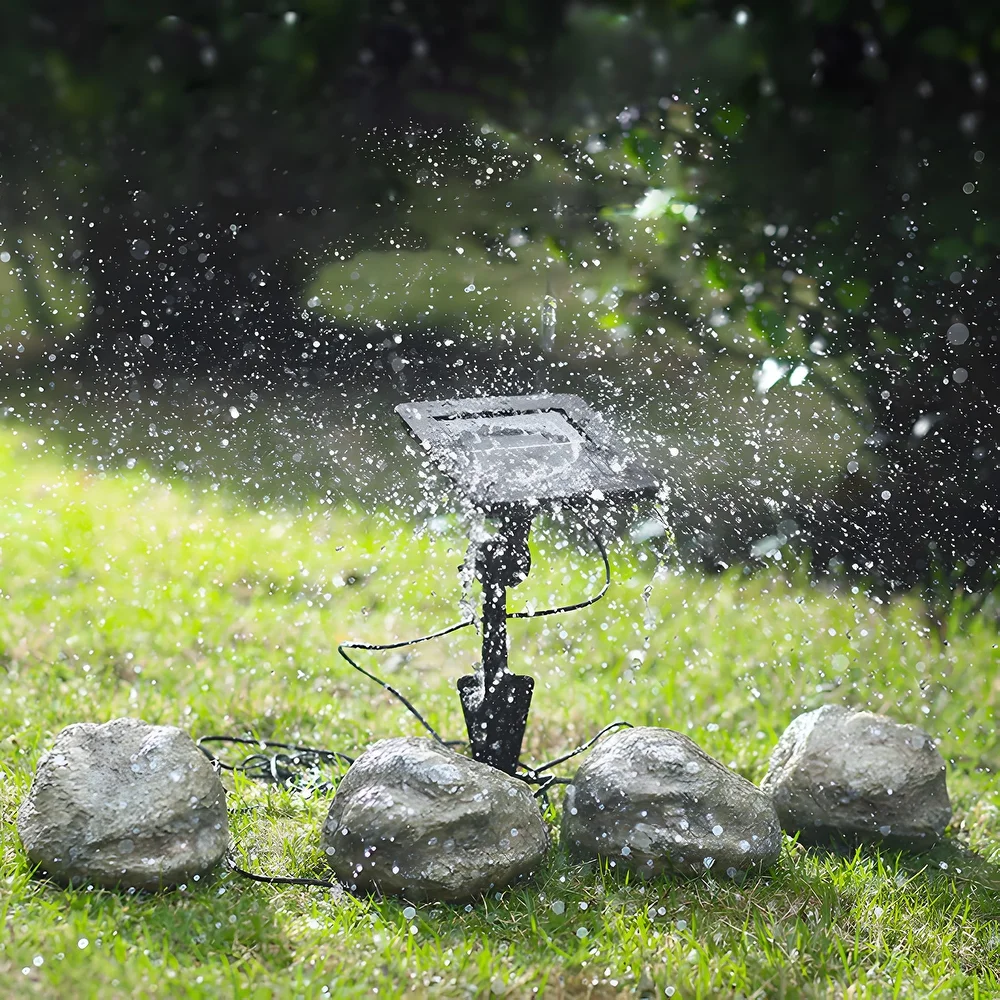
top-left (1, 424), bottom-right (999, 998)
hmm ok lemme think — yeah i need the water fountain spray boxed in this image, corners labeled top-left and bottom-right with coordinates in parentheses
top-left (395, 393), bottom-right (661, 774)
top-left (196, 392), bottom-right (664, 891)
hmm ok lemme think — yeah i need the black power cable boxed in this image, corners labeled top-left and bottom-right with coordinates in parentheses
top-left (225, 857), bottom-right (345, 891)
top-left (196, 736), bottom-right (354, 789)
top-left (336, 619), bottom-right (472, 746)
top-left (519, 720), bottom-right (634, 789)
top-left (335, 510), bottom-right (611, 746)
top-left (200, 511), bottom-right (624, 890)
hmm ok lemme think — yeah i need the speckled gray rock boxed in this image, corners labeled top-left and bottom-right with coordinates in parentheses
top-left (561, 727), bottom-right (782, 879)
top-left (760, 705), bottom-right (951, 849)
top-left (17, 718), bottom-right (229, 890)
top-left (322, 737), bottom-right (548, 901)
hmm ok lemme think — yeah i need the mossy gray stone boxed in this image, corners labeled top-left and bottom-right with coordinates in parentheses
top-left (322, 737), bottom-right (547, 901)
top-left (561, 727), bottom-right (782, 879)
top-left (17, 718), bottom-right (229, 890)
top-left (761, 705), bottom-right (951, 849)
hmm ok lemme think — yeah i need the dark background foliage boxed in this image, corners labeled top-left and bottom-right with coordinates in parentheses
top-left (1, 0), bottom-right (997, 614)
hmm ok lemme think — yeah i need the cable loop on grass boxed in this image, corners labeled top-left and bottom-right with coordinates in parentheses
top-left (197, 735), bottom-right (354, 792)
top-left (206, 720), bottom-right (631, 889)
top-left (200, 512), bottom-right (622, 885)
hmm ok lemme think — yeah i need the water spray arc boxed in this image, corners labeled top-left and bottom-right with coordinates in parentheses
top-left (198, 392), bottom-right (664, 891)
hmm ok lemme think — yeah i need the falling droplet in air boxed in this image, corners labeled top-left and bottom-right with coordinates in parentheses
top-left (540, 292), bottom-right (557, 354)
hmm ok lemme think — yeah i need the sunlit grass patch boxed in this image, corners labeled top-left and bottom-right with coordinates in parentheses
top-left (1, 424), bottom-right (999, 998)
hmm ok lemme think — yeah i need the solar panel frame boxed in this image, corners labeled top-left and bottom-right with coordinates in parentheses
top-left (396, 393), bottom-right (660, 514)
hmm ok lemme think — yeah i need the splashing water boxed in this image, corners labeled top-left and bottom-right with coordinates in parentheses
top-left (540, 293), bottom-right (557, 354)
top-left (641, 582), bottom-right (656, 632)
top-left (459, 510), bottom-right (489, 627)
top-left (640, 499), bottom-right (676, 630)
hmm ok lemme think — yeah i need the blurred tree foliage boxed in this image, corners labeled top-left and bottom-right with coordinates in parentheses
top-left (0, 0), bottom-right (997, 606)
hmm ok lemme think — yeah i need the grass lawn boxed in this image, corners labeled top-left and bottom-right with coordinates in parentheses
top-left (1, 423), bottom-right (999, 998)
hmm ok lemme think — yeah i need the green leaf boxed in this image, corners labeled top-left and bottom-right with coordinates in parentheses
top-left (711, 105), bottom-right (747, 140)
top-left (749, 303), bottom-right (787, 347)
top-left (835, 278), bottom-right (870, 312)
top-left (929, 237), bottom-right (971, 266)
top-left (621, 128), bottom-right (662, 176)
top-left (881, 4), bottom-right (910, 35)
top-left (919, 27), bottom-right (958, 59)
top-left (813, 0), bottom-right (847, 21)
top-left (703, 257), bottom-right (728, 291)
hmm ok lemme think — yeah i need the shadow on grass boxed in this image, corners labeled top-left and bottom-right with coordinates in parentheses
top-left (899, 839), bottom-right (1000, 918)
top-left (11, 861), bottom-right (299, 976)
top-left (802, 836), bottom-right (1000, 921)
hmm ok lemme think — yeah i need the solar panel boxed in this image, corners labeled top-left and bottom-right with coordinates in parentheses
top-left (396, 393), bottom-right (659, 513)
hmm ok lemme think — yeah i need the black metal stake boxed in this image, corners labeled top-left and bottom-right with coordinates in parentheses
top-left (457, 514), bottom-right (535, 774)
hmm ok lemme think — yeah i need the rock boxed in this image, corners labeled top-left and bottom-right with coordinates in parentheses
top-left (17, 718), bottom-right (229, 890)
top-left (760, 705), bottom-right (951, 849)
top-left (322, 737), bottom-right (548, 901)
top-left (561, 727), bottom-right (782, 879)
